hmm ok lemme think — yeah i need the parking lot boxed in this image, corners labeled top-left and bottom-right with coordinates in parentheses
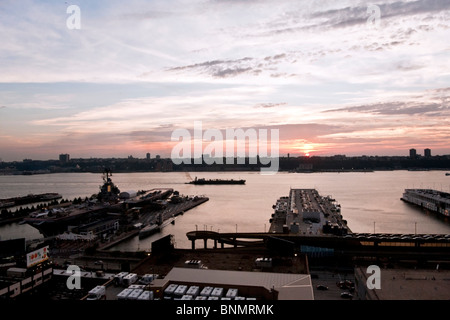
top-left (310, 269), bottom-right (356, 300)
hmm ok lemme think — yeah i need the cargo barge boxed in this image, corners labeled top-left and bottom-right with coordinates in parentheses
top-left (401, 189), bottom-right (450, 217)
top-left (186, 177), bottom-right (245, 185)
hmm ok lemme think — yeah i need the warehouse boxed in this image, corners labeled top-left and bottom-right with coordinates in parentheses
top-left (150, 267), bottom-right (314, 300)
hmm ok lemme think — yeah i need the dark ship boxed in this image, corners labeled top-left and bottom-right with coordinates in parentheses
top-left (186, 177), bottom-right (246, 185)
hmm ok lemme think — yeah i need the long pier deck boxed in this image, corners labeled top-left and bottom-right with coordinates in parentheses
top-left (186, 187), bottom-right (450, 261)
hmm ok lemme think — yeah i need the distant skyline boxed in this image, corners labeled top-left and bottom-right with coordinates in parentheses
top-left (1, 0), bottom-right (450, 162)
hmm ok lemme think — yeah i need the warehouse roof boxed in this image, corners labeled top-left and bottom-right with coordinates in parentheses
top-left (152, 267), bottom-right (314, 300)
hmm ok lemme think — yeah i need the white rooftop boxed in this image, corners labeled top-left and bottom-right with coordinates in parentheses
top-left (153, 267), bottom-right (314, 300)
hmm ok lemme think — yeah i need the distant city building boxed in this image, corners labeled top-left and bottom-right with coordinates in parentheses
top-left (59, 154), bottom-right (70, 163)
top-left (409, 149), bottom-right (417, 159)
top-left (424, 148), bottom-right (431, 158)
top-left (146, 153), bottom-right (151, 160)
top-left (156, 155), bottom-right (161, 160)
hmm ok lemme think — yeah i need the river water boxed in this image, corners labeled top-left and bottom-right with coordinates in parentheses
top-left (1, 170), bottom-right (450, 250)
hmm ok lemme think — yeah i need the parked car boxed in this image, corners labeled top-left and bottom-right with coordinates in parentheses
top-left (340, 292), bottom-right (353, 299)
top-left (316, 285), bottom-right (329, 290)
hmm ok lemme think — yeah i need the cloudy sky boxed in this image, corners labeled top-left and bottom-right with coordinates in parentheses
top-left (0, 0), bottom-right (449, 161)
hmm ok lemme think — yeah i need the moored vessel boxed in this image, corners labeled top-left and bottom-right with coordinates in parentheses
top-left (186, 177), bottom-right (245, 185)
top-left (401, 189), bottom-right (450, 217)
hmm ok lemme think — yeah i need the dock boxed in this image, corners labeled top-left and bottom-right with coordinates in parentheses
top-left (98, 195), bottom-right (209, 249)
top-left (185, 189), bottom-right (450, 261)
top-left (269, 189), bottom-right (349, 236)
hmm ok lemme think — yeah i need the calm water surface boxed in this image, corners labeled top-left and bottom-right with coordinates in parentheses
top-left (1, 171), bottom-right (449, 249)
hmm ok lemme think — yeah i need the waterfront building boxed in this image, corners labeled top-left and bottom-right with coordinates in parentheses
top-left (59, 154), bottom-right (70, 163)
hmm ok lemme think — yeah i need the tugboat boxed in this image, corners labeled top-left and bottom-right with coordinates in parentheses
top-left (186, 177), bottom-right (246, 185)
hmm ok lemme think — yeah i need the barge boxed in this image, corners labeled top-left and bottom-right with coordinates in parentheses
top-left (401, 189), bottom-right (450, 217)
top-left (0, 193), bottom-right (62, 209)
top-left (186, 177), bottom-right (245, 185)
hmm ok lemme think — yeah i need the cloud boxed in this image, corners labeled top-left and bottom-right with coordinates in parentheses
top-left (323, 87), bottom-right (450, 117)
top-left (168, 57), bottom-right (257, 78)
top-left (309, 0), bottom-right (450, 30)
top-left (254, 102), bottom-right (287, 109)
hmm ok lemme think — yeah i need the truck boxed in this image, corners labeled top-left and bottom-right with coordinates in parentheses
top-left (127, 288), bottom-right (144, 300)
top-left (7, 267), bottom-right (27, 278)
top-left (139, 274), bottom-right (157, 285)
top-left (137, 290), bottom-right (153, 300)
top-left (122, 273), bottom-right (138, 286)
top-left (114, 272), bottom-right (129, 286)
top-left (86, 286), bottom-right (106, 300)
top-left (117, 288), bottom-right (133, 300)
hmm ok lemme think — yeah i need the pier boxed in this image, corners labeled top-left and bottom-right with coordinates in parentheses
top-left (186, 188), bottom-right (450, 262)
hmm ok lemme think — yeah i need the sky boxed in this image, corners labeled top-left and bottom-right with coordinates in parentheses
top-left (0, 0), bottom-right (449, 162)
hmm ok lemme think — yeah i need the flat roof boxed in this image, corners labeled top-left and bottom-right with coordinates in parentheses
top-left (153, 267), bottom-right (314, 300)
top-left (355, 267), bottom-right (450, 300)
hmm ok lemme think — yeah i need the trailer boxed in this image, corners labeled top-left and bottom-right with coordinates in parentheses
top-left (225, 288), bottom-right (238, 299)
top-left (86, 286), bottom-right (106, 300)
top-left (164, 283), bottom-right (178, 296)
top-left (186, 285), bottom-right (200, 297)
top-left (122, 273), bottom-right (138, 287)
top-left (211, 287), bottom-right (223, 298)
top-left (127, 288), bottom-right (144, 300)
top-left (174, 284), bottom-right (188, 297)
top-left (139, 274), bottom-right (157, 285)
top-left (200, 286), bottom-right (213, 297)
top-left (114, 272), bottom-right (129, 286)
top-left (117, 288), bottom-right (133, 300)
top-left (137, 290), bottom-right (154, 301)
top-left (128, 284), bottom-right (145, 290)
